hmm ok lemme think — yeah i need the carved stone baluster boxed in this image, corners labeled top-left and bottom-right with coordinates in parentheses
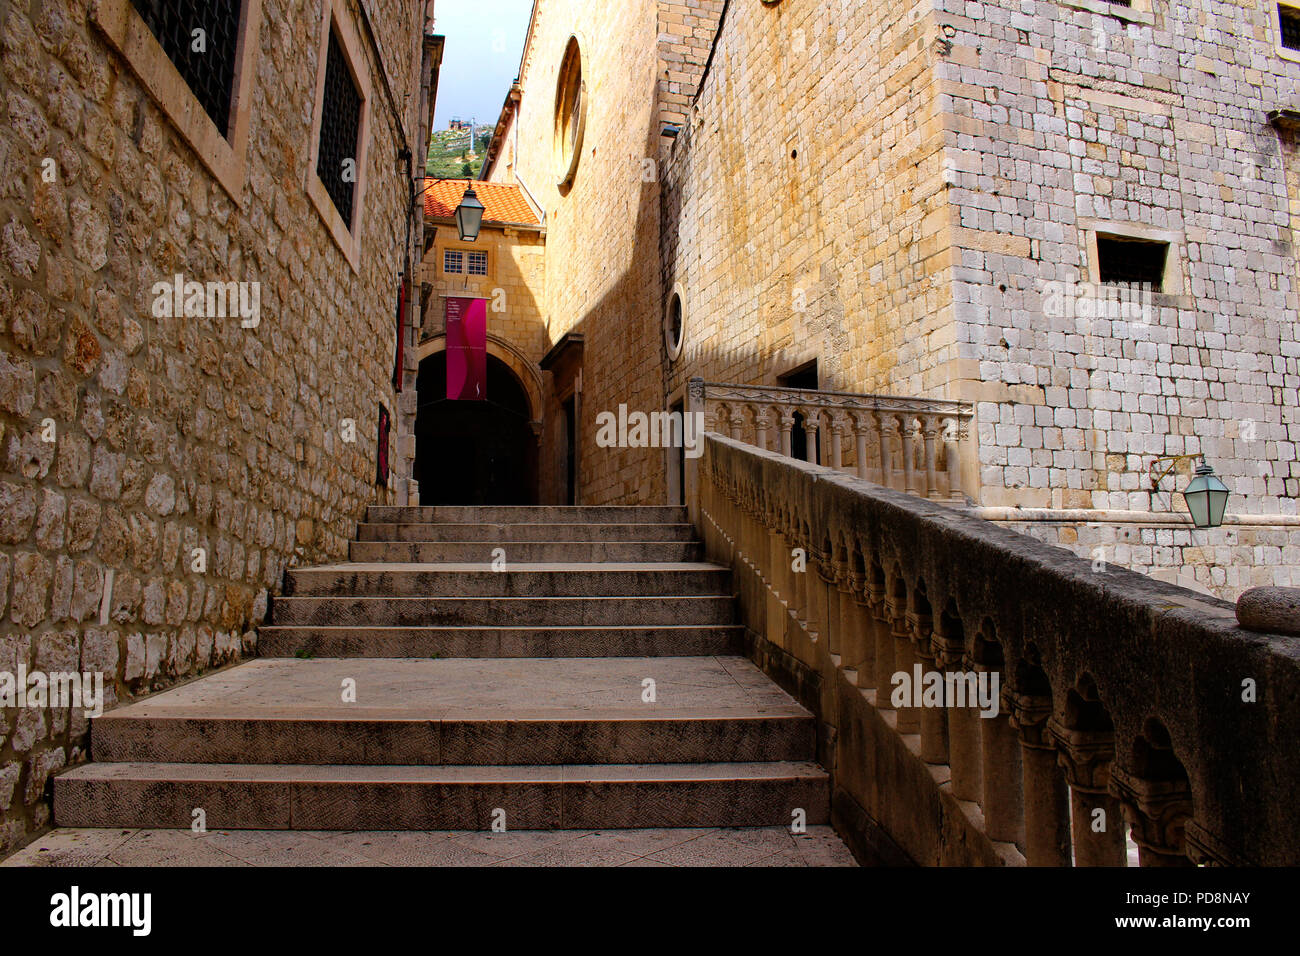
top-left (754, 407), bottom-right (771, 452)
top-left (778, 408), bottom-right (795, 458)
top-left (877, 413), bottom-right (897, 489)
top-left (922, 414), bottom-right (940, 499)
top-left (829, 413), bottom-right (847, 471)
top-left (867, 577), bottom-right (893, 708)
top-left (729, 406), bottom-right (745, 441)
top-left (1011, 693), bottom-right (1072, 866)
top-left (934, 622), bottom-right (981, 803)
top-left (1051, 721), bottom-right (1127, 866)
top-left (978, 664), bottom-right (1024, 847)
top-left (902, 416), bottom-right (919, 496)
top-left (802, 407), bottom-right (820, 466)
top-left (846, 559), bottom-right (873, 685)
top-left (852, 413), bottom-right (870, 480)
top-left (943, 416), bottom-right (965, 500)
top-left (1112, 762), bottom-right (1195, 867)
top-left (889, 600), bottom-right (920, 734)
top-left (910, 609), bottom-right (947, 764)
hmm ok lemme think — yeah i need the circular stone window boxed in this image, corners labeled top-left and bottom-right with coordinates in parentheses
top-left (553, 36), bottom-right (587, 189)
top-left (664, 286), bottom-right (685, 362)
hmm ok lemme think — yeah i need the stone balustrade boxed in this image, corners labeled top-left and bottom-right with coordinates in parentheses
top-left (690, 379), bottom-right (975, 502)
top-left (689, 431), bottom-right (1300, 866)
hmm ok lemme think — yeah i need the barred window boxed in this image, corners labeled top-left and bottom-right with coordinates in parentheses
top-left (1282, 5), bottom-right (1300, 51)
top-left (444, 250), bottom-right (464, 274)
top-left (129, 0), bottom-right (241, 137)
top-left (316, 25), bottom-right (363, 227)
top-left (467, 251), bottom-right (488, 276)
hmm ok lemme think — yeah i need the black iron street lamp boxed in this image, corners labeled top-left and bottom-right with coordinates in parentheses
top-left (454, 183), bottom-right (485, 242)
top-left (1149, 455), bottom-right (1232, 529)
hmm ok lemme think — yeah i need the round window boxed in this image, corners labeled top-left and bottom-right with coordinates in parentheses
top-left (554, 36), bottom-right (587, 189)
top-left (665, 287), bottom-right (685, 361)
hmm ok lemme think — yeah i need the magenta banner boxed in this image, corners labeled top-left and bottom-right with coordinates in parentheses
top-left (445, 297), bottom-right (487, 401)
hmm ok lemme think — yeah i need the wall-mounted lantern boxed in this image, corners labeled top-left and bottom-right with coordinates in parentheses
top-left (454, 183), bottom-right (484, 242)
top-left (1149, 455), bottom-right (1232, 529)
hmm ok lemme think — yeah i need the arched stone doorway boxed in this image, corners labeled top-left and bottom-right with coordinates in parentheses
top-left (415, 350), bottom-right (539, 504)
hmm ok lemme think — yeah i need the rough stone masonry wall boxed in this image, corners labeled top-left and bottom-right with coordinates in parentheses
top-left (497, 0), bottom-right (671, 506)
top-left (661, 0), bottom-right (959, 402)
top-left (0, 0), bottom-right (418, 853)
top-left (933, 0), bottom-right (1300, 595)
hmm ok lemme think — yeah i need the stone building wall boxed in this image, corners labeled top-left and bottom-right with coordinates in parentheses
top-left (654, 0), bottom-right (1300, 597)
top-left (417, 222), bottom-right (547, 363)
top-left (660, 0), bottom-right (958, 402)
top-left (934, 0), bottom-right (1300, 592)
top-left (0, 0), bottom-right (422, 852)
top-left (487, 0), bottom-right (675, 505)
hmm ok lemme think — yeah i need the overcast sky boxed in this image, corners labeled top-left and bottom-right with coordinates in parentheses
top-left (431, 0), bottom-right (535, 132)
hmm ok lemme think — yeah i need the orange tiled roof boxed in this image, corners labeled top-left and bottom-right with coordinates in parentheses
top-left (422, 178), bottom-right (540, 226)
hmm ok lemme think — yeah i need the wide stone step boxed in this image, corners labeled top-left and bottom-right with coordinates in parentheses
top-left (283, 563), bottom-right (730, 598)
top-left (270, 595), bottom-right (736, 627)
top-left (348, 540), bottom-right (702, 563)
top-left (86, 658), bottom-right (813, 765)
top-left (367, 506), bottom-right (688, 525)
top-left (54, 761), bottom-right (829, 830)
top-left (257, 625), bottom-right (743, 658)
top-left (355, 522), bottom-right (696, 542)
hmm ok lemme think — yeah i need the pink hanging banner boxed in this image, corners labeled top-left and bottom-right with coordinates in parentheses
top-left (445, 297), bottom-right (487, 401)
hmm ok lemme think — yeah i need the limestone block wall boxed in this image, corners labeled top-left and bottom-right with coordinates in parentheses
top-left (660, 0), bottom-right (959, 402)
top-left (935, 2), bottom-right (1300, 508)
top-left (488, 0), bottom-right (672, 505)
top-left (0, 0), bottom-right (420, 852)
top-left (932, 0), bottom-right (1300, 592)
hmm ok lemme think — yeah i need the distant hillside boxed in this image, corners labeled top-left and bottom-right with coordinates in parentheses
top-left (427, 126), bottom-right (494, 179)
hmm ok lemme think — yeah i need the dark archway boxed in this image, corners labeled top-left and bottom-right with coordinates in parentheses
top-left (415, 351), bottom-right (538, 504)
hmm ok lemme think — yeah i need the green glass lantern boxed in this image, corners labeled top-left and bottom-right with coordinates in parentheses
top-left (1182, 462), bottom-right (1230, 529)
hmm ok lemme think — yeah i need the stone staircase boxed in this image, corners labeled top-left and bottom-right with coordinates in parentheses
top-left (54, 506), bottom-right (830, 831)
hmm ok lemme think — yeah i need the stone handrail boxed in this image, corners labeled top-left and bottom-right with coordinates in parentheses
top-left (691, 431), bottom-right (1300, 866)
top-left (688, 378), bottom-right (975, 501)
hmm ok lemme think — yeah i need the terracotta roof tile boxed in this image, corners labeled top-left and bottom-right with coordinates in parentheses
top-left (422, 178), bottom-right (539, 226)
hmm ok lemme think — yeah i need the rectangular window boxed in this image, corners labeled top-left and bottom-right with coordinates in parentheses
top-left (129, 0), bottom-right (242, 137)
top-left (467, 251), bottom-right (488, 276)
top-left (1282, 4), bottom-right (1300, 51)
top-left (1096, 234), bottom-right (1168, 291)
top-left (444, 250), bottom-right (464, 274)
top-left (316, 25), bottom-right (363, 227)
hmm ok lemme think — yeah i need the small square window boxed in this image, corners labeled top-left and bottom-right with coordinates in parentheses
top-left (130, 0), bottom-right (242, 137)
top-left (444, 250), bottom-right (464, 274)
top-left (316, 25), bottom-right (363, 227)
top-left (1097, 234), bottom-right (1168, 291)
top-left (1281, 5), bottom-right (1300, 51)
top-left (467, 251), bottom-right (488, 276)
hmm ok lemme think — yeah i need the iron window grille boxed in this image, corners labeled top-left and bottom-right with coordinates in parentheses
top-left (129, 0), bottom-right (242, 138)
top-left (1097, 234), bottom-right (1168, 291)
top-left (444, 250), bottom-right (465, 274)
top-left (467, 251), bottom-right (488, 276)
top-left (316, 25), bottom-right (363, 227)
top-left (1282, 5), bottom-right (1300, 50)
